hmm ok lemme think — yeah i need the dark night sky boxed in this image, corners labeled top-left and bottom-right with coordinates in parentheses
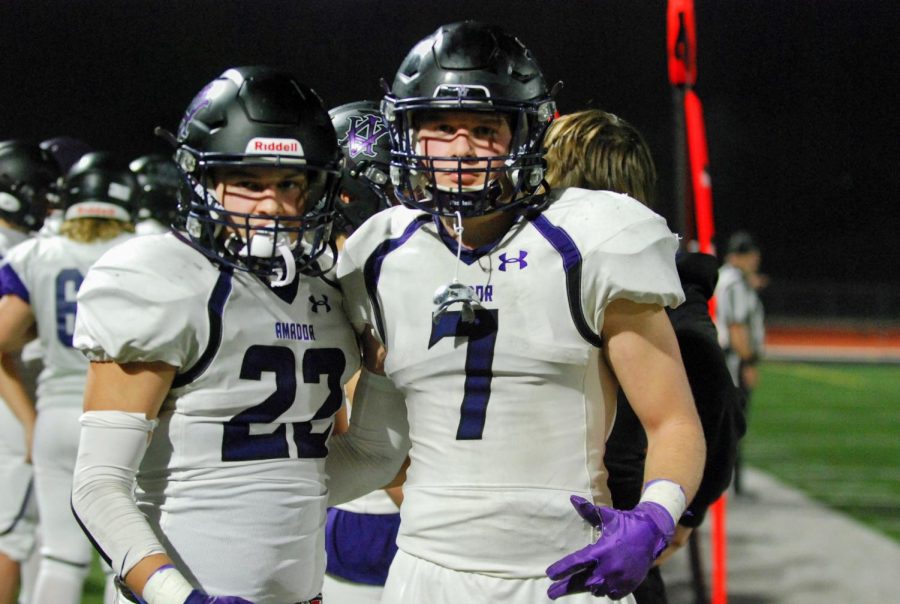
top-left (3, 0), bottom-right (899, 294)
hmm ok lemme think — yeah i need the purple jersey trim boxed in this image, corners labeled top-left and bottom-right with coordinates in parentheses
top-left (362, 214), bottom-right (429, 346)
top-left (432, 215), bottom-right (503, 264)
top-left (172, 268), bottom-right (233, 389)
top-left (530, 215), bottom-right (603, 348)
top-left (0, 263), bottom-right (30, 303)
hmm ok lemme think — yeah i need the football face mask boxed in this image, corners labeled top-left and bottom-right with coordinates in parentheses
top-left (179, 155), bottom-right (337, 285)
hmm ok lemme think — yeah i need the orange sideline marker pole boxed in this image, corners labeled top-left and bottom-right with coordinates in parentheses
top-left (711, 496), bottom-right (728, 604)
top-left (668, 2), bottom-right (727, 602)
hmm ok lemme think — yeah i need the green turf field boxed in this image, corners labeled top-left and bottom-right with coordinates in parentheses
top-left (744, 361), bottom-right (900, 542)
top-left (79, 360), bottom-right (900, 602)
top-left (83, 565), bottom-right (106, 603)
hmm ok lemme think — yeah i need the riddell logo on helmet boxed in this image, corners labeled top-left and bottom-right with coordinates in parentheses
top-left (246, 138), bottom-right (305, 156)
top-left (74, 205), bottom-right (117, 217)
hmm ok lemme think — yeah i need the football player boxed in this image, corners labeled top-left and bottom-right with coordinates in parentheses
top-left (129, 154), bottom-right (181, 235)
top-left (544, 109), bottom-right (745, 604)
top-left (69, 67), bottom-right (361, 604)
top-left (322, 101), bottom-right (401, 604)
top-left (0, 150), bottom-right (137, 604)
top-left (0, 140), bottom-right (58, 604)
top-left (327, 21), bottom-right (705, 603)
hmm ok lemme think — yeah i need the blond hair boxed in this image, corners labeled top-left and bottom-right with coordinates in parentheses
top-left (59, 218), bottom-right (135, 243)
top-left (543, 109), bottom-right (657, 206)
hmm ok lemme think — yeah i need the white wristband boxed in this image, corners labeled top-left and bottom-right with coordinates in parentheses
top-left (639, 479), bottom-right (687, 525)
top-left (142, 565), bottom-right (194, 604)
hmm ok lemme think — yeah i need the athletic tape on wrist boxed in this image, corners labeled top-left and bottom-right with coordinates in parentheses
top-left (639, 479), bottom-right (687, 525)
top-left (141, 565), bottom-right (194, 604)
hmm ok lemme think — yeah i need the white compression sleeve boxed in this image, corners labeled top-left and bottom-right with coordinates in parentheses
top-left (71, 410), bottom-right (166, 579)
top-left (325, 368), bottom-right (410, 506)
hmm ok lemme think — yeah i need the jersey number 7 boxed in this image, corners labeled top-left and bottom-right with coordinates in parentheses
top-left (428, 309), bottom-right (498, 440)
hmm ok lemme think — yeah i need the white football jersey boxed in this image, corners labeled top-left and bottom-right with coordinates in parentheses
top-left (74, 233), bottom-right (361, 603)
top-left (0, 226), bottom-right (36, 555)
top-left (135, 218), bottom-right (170, 236)
top-left (0, 231), bottom-right (133, 410)
top-left (0, 225), bottom-right (29, 255)
top-left (338, 187), bottom-right (684, 579)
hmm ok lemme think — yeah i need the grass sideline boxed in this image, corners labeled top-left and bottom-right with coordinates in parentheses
top-left (743, 361), bottom-right (900, 542)
top-left (81, 361), bottom-right (900, 602)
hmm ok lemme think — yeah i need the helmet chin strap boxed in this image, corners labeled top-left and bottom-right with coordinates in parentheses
top-left (232, 229), bottom-right (297, 287)
top-left (267, 238), bottom-right (297, 288)
top-left (432, 210), bottom-right (483, 324)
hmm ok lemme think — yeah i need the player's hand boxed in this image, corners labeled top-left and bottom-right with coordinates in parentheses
top-left (546, 496), bottom-right (675, 600)
top-left (654, 524), bottom-right (693, 567)
top-left (185, 591), bottom-right (254, 604)
top-left (741, 364), bottom-right (759, 389)
top-left (135, 564), bottom-right (255, 604)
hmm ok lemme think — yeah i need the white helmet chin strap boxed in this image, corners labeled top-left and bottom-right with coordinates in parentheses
top-left (435, 182), bottom-right (488, 194)
top-left (269, 243), bottom-right (297, 288)
top-left (236, 229), bottom-right (297, 287)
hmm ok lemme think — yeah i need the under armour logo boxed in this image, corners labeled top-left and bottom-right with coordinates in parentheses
top-left (340, 114), bottom-right (388, 159)
top-left (498, 251), bottom-right (528, 271)
top-left (309, 294), bottom-right (331, 313)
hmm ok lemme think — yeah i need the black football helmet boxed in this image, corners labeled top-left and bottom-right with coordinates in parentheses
top-left (40, 137), bottom-right (93, 174)
top-left (329, 100), bottom-right (393, 234)
top-left (169, 66), bottom-right (341, 282)
top-left (129, 154), bottom-right (181, 228)
top-left (382, 21), bottom-right (559, 217)
top-left (62, 152), bottom-right (137, 222)
top-left (0, 140), bottom-right (60, 231)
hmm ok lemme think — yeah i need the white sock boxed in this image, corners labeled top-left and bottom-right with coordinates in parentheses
top-left (30, 557), bottom-right (89, 604)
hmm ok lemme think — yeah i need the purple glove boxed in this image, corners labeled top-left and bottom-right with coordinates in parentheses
top-left (185, 592), bottom-right (254, 604)
top-left (546, 496), bottom-right (675, 600)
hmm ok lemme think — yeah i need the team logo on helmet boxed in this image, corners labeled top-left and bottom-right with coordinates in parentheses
top-left (340, 115), bottom-right (389, 159)
top-left (177, 81), bottom-right (216, 140)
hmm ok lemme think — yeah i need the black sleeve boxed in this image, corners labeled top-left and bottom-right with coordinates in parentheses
top-left (604, 390), bottom-right (647, 511)
top-left (676, 326), bottom-right (747, 527)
